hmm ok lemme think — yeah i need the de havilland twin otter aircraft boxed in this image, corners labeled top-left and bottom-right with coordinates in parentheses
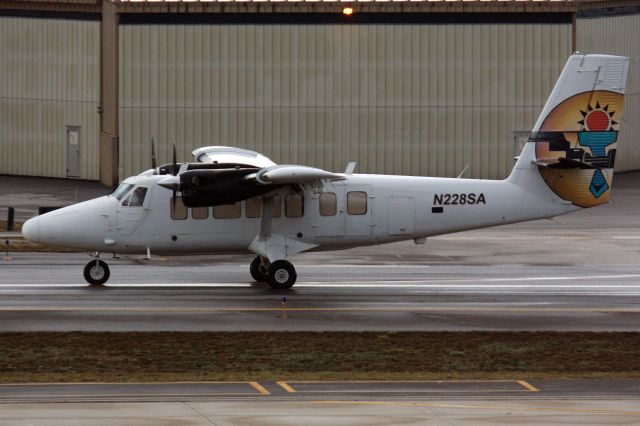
top-left (23, 53), bottom-right (629, 289)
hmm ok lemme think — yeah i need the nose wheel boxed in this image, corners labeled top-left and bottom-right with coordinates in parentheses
top-left (83, 259), bottom-right (110, 286)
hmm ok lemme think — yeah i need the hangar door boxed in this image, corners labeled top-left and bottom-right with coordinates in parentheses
top-left (119, 23), bottom-right (572, 180)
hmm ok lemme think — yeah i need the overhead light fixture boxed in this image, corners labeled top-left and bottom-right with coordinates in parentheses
top-left (342, 7), bottom-right (354, 16)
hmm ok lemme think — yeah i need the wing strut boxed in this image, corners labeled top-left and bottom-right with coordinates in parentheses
top-left (248, 194), bottom-right (317, 262)
top-left (259, 197), bottom-right (273, 238)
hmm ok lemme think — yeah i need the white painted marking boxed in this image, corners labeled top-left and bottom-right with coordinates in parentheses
top-left (1, 273), bottom-right (640, 288)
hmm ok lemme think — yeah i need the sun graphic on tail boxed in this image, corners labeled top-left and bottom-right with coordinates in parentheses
top-left (578, 101), bottom-right (618, 132)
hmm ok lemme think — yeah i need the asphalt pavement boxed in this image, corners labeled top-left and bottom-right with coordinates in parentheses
top-left (0, 380), bottom-right (639, 425)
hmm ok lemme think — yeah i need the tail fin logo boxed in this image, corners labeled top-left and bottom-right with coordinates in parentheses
top-left (534, 90), bottom-right (624, 208)
top-left (577, 101), bottom-right (619, 199)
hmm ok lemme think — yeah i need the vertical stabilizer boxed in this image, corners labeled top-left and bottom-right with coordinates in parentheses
top-left (509, 53), bottom-right (629, 208)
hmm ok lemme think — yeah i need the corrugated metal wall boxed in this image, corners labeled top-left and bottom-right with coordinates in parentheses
top-left (578, 14), bottom-right (640, 172)
top-left (0, 17), bottom-right (100, 180)
top-left (119, 23), bottom-right (571, 179)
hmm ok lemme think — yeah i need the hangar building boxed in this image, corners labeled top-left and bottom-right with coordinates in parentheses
top-left (0, 0), bottom-right (638, 187)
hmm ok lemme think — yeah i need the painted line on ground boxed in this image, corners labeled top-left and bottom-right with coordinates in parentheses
top-left (277, 382), bottom-right (297, 393)
top-left (283, 380), bottom-right (537, 383)
top-left (0, 306), bottom-right (638, 313)
top-left (0, 381), bottom-right (257, 386)
top-left (0, 393), bottom-right (259, 398)
top-left (517, 380), bottom-right (540, 392)
top-left (2, 274), bottom-right (640, 287)
top-left (249, 382), bottom-right (270, 396)
top-left (279, 379), bottom-right (533, 394)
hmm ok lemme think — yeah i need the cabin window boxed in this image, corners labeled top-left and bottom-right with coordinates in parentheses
top-left (347, 191), bottom-right (367, 215)
top-left (112, 183), bottom-right (134, 201)
top-left (246, 197), bottom-right (262, 218)
top-left (213, 203), bottom-right (241, 219)
top-left (319, 192), bottom-right (337, 216)
top-left (170, 197), bottom-right (188, 220)
top-left (191, 207), bottom-right (209, 220)
top-left (285, 193), bottom-right (304, 218)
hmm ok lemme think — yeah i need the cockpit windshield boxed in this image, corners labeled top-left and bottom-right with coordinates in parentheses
top-left (122, 186), bottom-right (148, 207)
top-left (112, 183), bottom-right (134, 201)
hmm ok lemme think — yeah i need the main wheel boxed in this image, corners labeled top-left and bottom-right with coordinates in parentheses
top-left (83, 259), bottom-right (110, 286)
top-left (266, 260), bottom-right (297, 289)
top-left (250, 256), bottom-right (268, 282)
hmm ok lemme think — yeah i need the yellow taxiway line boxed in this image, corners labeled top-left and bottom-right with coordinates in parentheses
top-left (517, 380), bottom-right (540, 392)
top-left (249, 381), bottom-right (270, 395)
top-left (275, 379), bottom-right (538, 394)
top-left (277, 382), bottom-right (297, 393)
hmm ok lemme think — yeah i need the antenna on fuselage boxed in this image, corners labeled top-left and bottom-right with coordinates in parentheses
top-left (457, 164), bottom-right (470, 179)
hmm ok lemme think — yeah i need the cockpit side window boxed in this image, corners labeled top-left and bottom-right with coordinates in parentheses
top-left (112, 183), bottom-right (134, 201)
top-left (121, 186), bottom-right (148, 207)
top-left (127, 187), bottom-right (148, 207)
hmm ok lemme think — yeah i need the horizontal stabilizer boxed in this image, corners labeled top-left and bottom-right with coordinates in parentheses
top-left (532, 157), bottom-right (596, 170)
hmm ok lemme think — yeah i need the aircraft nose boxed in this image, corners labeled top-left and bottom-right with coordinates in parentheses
top-left (22, 216), bottom-right (40, 242)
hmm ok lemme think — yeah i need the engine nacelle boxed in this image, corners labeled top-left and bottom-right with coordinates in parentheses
top-left (178, 168), bottom-right (280, 207)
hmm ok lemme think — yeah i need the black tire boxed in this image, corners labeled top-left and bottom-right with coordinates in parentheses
top-left (266, 260), bottom-right (297, 289)
top-left (250, 256), bottom-right (268, 282)
top-left (83, 259), bottom-right (110, 286)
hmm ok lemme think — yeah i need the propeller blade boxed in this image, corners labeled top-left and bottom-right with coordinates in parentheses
top-left (172, 142), bottom-right (178, 176)
top-left (151, 137), bottom-right (157, 170)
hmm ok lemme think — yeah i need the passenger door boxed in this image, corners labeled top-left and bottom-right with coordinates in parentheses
top-left (314, 184), bottom-right (346, 237)
top-left (345, 185), bottom-right (372, 236)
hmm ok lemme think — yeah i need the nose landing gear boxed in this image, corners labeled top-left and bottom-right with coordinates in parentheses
top-left (249, 255), bottom-right (297, 289)
top-left (83, 257), bottom-right (110, 286)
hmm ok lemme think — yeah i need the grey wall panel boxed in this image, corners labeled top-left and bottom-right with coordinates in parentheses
top-left (0, 17), bottom-right (100, 180)
top-left (119, 23), bottom-right (571, 180)
top-left (578, 14), bottom-right (640, 172)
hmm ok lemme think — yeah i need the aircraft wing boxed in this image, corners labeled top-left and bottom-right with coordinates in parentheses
top-left (249, 165), bottom-right (344, 185)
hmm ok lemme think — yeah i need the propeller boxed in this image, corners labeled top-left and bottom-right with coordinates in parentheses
top-left (171, 142), bottom-right (178, 217)
top-left (151, 137), bottom-right (157, 171)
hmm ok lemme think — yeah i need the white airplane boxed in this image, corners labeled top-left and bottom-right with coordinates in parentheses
top-left (22, 53), bottom-right (629, 289)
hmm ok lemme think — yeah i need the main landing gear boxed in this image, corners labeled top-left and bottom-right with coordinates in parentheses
top-left (250, 255), bottom-right (297, 289)
top-left (83, 255), bottom-right (110, 286)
